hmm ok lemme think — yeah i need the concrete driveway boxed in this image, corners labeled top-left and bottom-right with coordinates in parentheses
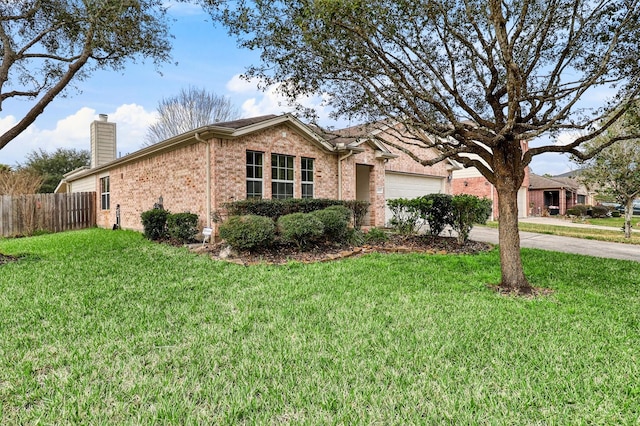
top-left (469, 218), bottom-right (640, 262)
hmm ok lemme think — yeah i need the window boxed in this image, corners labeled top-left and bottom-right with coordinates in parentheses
top-left (301, 157), bottom-right (314, 198)
top-left (246, 151), bottom-right (263, 199)
top-left (100, 176), bottom-right (110, 210)
top-left (271, 153), bottom-right (294, 199)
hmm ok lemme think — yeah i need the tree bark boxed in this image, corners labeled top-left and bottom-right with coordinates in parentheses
top-left (624, 199), bottom-right (634, 238)
top-left (489, 139), bottom-right (532, 292)
top-left (494, 182), bottom-right (531, 291)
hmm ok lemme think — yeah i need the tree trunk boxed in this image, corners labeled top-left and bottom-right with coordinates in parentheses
top-left (624, 200), bottom-right (634, 238)
top-left (495, 182), bottom-right (532, 292)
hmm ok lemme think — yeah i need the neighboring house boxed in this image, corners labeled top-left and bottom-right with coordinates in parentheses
top-left (528, 173), bottom-right (593, 216)
top-left (57, 114), bottom-right (454, 233)
top-left (451, 142), bottom-right (531, 220)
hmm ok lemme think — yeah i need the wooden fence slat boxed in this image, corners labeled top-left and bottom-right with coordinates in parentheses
top-left (0, 192), bottom-right (97, 237)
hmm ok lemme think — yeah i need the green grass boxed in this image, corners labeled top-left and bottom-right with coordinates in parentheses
top-left (485, 220), bottom-right (640, 244)
top-left (1, 229), bottom-right (640, 424)
top-left (587, 215), bottom-right (640, 228)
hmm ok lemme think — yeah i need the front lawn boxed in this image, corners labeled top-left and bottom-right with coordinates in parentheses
top-left (587, 215), bottom-right (640, 228)
top-left (1, 229), bottom-right (639, 424)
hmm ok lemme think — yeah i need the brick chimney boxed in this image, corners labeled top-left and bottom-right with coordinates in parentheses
top-left (90, 114), bottom-right (116, 168)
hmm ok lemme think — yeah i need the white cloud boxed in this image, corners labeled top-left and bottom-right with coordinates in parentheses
top-left (0, 104), bottom-right (157, 166)
top-left (226, 74), bottom-right (260, 94)
top-left (555, 131), bottom-right (582, 146)
top-left (226, 74), bottom-right (339, 126)
top-left (165, 2), bottom-right (205, 16)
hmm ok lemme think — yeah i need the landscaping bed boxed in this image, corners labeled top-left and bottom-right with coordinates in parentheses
top-left (0, 253), bottom-right (18, 265)
top-left (194, 234), bottom-right (492, 265)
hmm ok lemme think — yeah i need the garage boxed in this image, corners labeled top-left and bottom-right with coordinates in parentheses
top-left (384, 172), bottom-right (445, 225)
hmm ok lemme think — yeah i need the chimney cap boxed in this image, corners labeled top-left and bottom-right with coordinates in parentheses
top-left (98, 114), bottom-right (108, 122)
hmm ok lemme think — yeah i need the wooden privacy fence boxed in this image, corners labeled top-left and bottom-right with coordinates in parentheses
top-left (0, 192), bottom-right (96, 237)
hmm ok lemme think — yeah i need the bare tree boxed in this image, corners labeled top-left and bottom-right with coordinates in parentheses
top-left (0, 169), bottom-right (43, 195)
top-left (0, 0), bottom-right (179, 151)
top-left (143, 87), bottom-right (241, 146)
top-left (208, 0), bottom-right (640, 292)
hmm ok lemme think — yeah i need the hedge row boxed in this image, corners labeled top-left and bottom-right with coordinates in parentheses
top-left (566, 204), bottom-right (610, 218)
top-left (223, 198), bottom-right (370, 229)
top-left (219, 205), bottom-right (354, 251)
top-left (140, 209), bottom-right (199, 243)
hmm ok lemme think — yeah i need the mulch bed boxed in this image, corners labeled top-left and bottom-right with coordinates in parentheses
top-left (0, 253), bottom-right (19, 266)
top-left (192, 234), bottom-right (493, 266)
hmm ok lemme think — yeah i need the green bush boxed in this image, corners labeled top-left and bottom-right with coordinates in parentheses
top-left (311, 207), bottom-right (349, 241)
top-left (364, 227), bottom-right (389, 244)
top-left (346, 228), bottom-right (365, 246)
top-left (591, 205), bottom-right (609, 218)
top-left (141, 208), bottom-right (170, 240)
top-left (386, 198), bottom-right (422, 234)
top-left (323, 204), bottom-right (352, 222)
top-left (569, 204), bottom-right (589, 216)
top-left (166, 212), bottom-right (199, 243)
top-left (416, 193), bottom-right (452, 236)
top-left (566, 207), bottom-right (581, 216)
top-left (277, 213), bottom-right (324, 249)
top-left (219, 215), bottom-right (275, 252)
top-left (450, 195), bottom-right (492, 244)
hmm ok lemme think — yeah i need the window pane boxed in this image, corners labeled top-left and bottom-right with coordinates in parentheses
top-left (302, 183), bottom-right (313, 198)
top-left (271, 154), bottom-right (294, 199)
top-left (246, 151), bottom-right (263, 199)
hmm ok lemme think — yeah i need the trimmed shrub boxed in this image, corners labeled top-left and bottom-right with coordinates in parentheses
top-left (311, 207), bottom-right (349, 241)
top-left (323, 204), bottom-right (352, 222)
top-left (166, 212), bottom-right (199, 243)
top-left (450, 195), bottom-right (492, 244)
top-left (570, 204), bottom-right (589, 216)
top-left (364, 227), bottom-right (389, 244)
top-left (416, 193), bottom-right (452, 236)
top-left (591, 205), bottom-right (609, 218)
top-left (566, 207), bottom-right (581, 216)
top-left (219, 215), bottom-right (275, 252)
top-left (277, 212), bottom-right (324, 249)
top-left (141, 208), bottom-right (170, 240)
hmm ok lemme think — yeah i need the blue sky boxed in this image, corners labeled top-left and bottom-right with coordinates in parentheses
top-left (0, 3), bottom-right (576, 176)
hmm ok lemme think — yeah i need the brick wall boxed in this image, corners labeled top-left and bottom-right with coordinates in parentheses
top-left (103, 143), bottom-right (208, 231)
top-left (211, 124), bottom-right (339, 208)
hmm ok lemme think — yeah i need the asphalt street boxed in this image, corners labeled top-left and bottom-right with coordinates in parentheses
top-left (469, 219), bottom-right (640, 263)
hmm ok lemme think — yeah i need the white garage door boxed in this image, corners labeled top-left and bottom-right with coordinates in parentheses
top-left (385, 172), bottom-right (445, 225)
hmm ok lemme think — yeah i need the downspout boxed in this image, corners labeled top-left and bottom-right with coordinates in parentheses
top-left (337, 150), bottom-right (354, 200)
top-left (195, 133), bottom-right (212, 228)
